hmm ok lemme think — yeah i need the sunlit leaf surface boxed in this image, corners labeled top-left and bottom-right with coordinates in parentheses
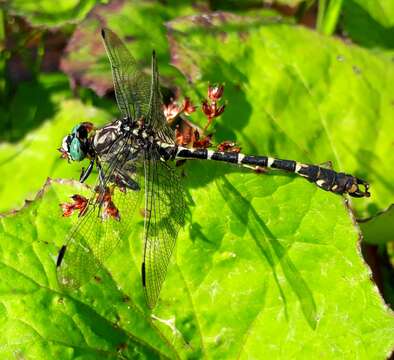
top-left (5, 0), bottom-right (102, 27)
top-left (0, 5), bottom-right (393, 359)
top-left (167, 13), bottom-right (394, 218)
top-left (0, 166), bottom-right (392, 358)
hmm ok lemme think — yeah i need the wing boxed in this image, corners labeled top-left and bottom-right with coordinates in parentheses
top-left (141, 148), bottom-right (186, 308)
top-left (146, 51), bottom-right (175, 143)
top-left (102, 28), bottom-right (175, 143)
top-left (101, 28), bottom-right (151, 121)
top-left (57, 134), bottom-right (143, 288)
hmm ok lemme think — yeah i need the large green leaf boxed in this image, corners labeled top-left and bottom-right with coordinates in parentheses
top-left (166, 13), bottom-right (394, 218)
top-left (0, 179), bottom-right (176, 359)
top-left (345, 0), bottom-right (394, 28)
top-left (360, 205), bottom-right (394, 245)
top-left (342, 0), bottom-right (394, 51)
top-left (0, 98), bottom-right (111, 213)
top-left (0, 74), bottom-right (71, 143)
top-left (0, 9), bottom-right (393, 358)
top-left (3, 0), bottom-right (103, 27)
top-left (0, 165), bottom-right (393, 358)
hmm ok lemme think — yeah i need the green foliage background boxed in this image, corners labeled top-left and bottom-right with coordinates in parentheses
top-left (0, 0), bottom-right (393, 359)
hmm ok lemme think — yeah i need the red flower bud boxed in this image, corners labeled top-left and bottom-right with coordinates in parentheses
top-left (60, 194), bottom-right (88, 217)
top-left (215, 104), bottom-right (225, 117)
top-left (193, 134), bottom-right (212, 149)
top-left (163, 101), bottom-right (182, 122)
top-left (163, 97), bottom-right (196, 123)
top-left (103, 200), bottom-right (120, 221)
top-left (208, 84), bottom-right (224, 102)
top-left (217, 141), bottom-right (241, 153)
top-left (182, 97), bottom-right (196, 115)
top-left (60, 202), bottom-right (74, 217)
top-left (95, 187), bottom-right (120, 221)
top-left (201, 100), bottom-right (225, 119)
top-left (201, 100), bottom-right (215, 119)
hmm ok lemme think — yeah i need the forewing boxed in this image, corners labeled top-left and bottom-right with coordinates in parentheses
top-left (146, 51), bottom-right (175, 143)
top-left (101, 28), bottom-right (151, 120)
top-left (142, 149), bottom-right (186, 308)
top-left (57, 135), bottom-right (143, 289)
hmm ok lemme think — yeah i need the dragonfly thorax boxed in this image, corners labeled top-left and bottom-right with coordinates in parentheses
top-left (92, 119), bottom-right (159, 164)
top-left (93, 119), bottom-right (125, 157)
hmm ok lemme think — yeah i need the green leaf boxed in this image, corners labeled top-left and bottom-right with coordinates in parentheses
top-left (210, 0), bottom-right (300, 11)
top-left (0, 179), bottom-right (177, 359)
top-left (342, 0), bottom-right (394, 51)
top-left (167, 13), bottom-right (394, 218)
top-left (0, 166), bottom-right (393, 358)
top-left (4, 0), bottom-right (103, 27)
top-left (0, 73), bottom-right (71, 143)
top-left (359, 205), bottom-right (394, 245)
top-left (316, 0), bottom-right (344, 35)
top-left (383, 241), bottom-right (394, 306)
top-left (345, 0), bottom-right (394, 28)
top-left (1, 10), bottom-right (393, 358)
top-left (0, 98), bottom-right (111, 213)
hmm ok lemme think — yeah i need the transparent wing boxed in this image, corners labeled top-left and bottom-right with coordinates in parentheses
top-left (142, 148), bottom-right (186, 308)
top-left (102, 28), bottom-right (174, 142)
top-left (57, 186), bottom-right (142, 288)
top-left (101, 28), bottom-right (151, 120)
top-left (57, 135), bottom-right (143, 288)
top-left (146, 51), bottom-right (175, 143)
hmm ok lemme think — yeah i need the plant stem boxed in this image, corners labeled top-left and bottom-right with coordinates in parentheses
top-left (317, 0), bottom-right (344, 35)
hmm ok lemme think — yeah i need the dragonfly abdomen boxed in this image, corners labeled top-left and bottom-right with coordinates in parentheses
top-left (175, 147), bottom-right (370, 197)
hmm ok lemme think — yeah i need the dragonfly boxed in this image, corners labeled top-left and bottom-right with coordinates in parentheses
top-left (57, 28), bottom-right (370, 309)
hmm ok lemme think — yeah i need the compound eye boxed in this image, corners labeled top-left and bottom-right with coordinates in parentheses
top-left (69, 137), bottom-right (86, 161)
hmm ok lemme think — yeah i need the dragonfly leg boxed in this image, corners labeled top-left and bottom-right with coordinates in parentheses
top-left (110, 171), bottom-right (140, 191)
top-left (79, 159), bottom-right (95, 183)
top-left (96, 161), bottom-right (106, 188)
top-left (242, 164), bottom-right (268, 173)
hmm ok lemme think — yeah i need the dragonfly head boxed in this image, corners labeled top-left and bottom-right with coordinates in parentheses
top-left (59, 122), bottom-right (94, 161)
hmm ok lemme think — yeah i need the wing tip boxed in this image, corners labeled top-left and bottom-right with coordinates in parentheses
top-left (101, 28), bottom-right (107, 39)
top-left (141, 262), bottom-right (146, 286)
top-left (56, 245), bottom-right (67, 267)
top-left (141, 262), bottom-right (157, 309)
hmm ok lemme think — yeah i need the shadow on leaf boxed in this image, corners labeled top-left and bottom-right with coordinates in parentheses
top-left (216, 175), bottom-right (317, 329)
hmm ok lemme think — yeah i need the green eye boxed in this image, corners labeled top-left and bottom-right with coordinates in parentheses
top-left (69, 137), bottom-right (86, 161)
